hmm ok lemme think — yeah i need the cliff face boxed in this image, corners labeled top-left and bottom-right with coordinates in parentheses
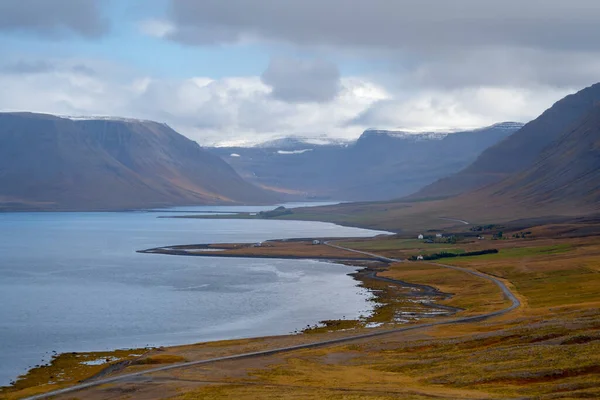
top-left (0, 113), bottom-right (277, 210)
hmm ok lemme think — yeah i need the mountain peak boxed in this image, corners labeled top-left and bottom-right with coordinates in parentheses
top-left (484, 121), bottom-right (525, 130)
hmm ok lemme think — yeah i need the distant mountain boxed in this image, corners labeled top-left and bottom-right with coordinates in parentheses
top-left (411, 83), bottom-right (600, 200)
top-left (254, 136), bottom-right (351, 150)
top-left (209, 122), bottom-right (522, 201)
top-left (0, 113), bottom-right (276, 211)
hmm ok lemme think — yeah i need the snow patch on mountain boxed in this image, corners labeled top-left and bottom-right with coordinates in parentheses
top-left (61, 115), bottom-right (167, 125)
top-left (277, 149), bottom-right (314, 155)
top-left (362, 122), bottom-right (525, 142)
top-left (364, 130), bottom-right (449, 141)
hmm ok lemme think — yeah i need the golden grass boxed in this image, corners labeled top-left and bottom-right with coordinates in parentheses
top-left (162, 240), bottom-right (371, 259)
top-left (133, 354), bottom-right (187, 365)
top-left (381, 262), bottom-right (509, 315)
top-left (0, 349), bottom-right (144, 400)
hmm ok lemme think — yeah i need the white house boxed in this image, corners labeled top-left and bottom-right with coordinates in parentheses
top-left (417, 255), bottom-right (424, 260)
top-left (312, 240), bottom-right (321, 245)
top-left (436, 233), bottom-right (443, 238)
top-left (418, 234), bottom-right (424, 240)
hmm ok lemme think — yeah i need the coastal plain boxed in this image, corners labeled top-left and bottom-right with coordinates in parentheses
top-left (4, 218), bottom-right (600, 400)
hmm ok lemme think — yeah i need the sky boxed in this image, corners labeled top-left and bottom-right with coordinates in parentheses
top-left (1, 0), bottom-right (599, 145)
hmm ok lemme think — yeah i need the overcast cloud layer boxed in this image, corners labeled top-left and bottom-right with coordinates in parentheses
top-left (261, 58), bottom-right (342, 103)
top-left (0, 0), bottom-right (107, 38)
top-left (166, 0), bottom-right (600, 51)
top-left (1, 0), bottom-right (599, 145)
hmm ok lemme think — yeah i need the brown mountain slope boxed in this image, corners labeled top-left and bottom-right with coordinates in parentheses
top-left (411, 82), bottom-right (600, 200)
top-left (484, 105), bottom-right (600, 208)
top-left (0, 113), bottom-right (276, 210)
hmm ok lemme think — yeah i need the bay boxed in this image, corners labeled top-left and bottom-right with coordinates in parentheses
top-left (0, 203), bottom-right (387, 385)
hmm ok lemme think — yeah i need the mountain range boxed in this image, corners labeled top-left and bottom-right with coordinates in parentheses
top-left (0, 113), bottom-right (276, 211)
top-left (209, 122), bottom-right (523, 201)
top-left (289, 82), bottom-right (600, 232)
top-left (6, 80), bottom-right (599, 216)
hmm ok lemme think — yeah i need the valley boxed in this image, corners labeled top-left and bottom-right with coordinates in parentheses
top-left (209, 123), bottom-right (522, 201)
top-left (4, 3), bottom-right (600, 400)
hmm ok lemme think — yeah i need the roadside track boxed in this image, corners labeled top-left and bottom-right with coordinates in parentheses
top-left (439, 217), bottom-right (470, 225)
top-left (24, 242), bottom-right (519, 400)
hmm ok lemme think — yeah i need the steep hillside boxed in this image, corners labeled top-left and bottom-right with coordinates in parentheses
top-left (412, 82), bottom-right (600, 199)
top-left (486, 105), bottom-right (600, 207)
top-left (210, 122), bottom-right (521, 201)
top-left (0, 113), bottom-right (276, 210)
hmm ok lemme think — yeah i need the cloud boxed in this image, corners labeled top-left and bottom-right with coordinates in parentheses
top-left (0, 58), bottom-right (386, 145)
top-left (0, 60), bottom-right (97, 75)
top-left (137, 19), bottom-right (175, 38)
top-left (161, 0), bottom-right (600, 92)
top-left (261, 57), bottom-right (341, 103)
top-left (0, 0), bottom-right (108, 38)
top-left (402, 48), bottom-right (600, 90)
top-left (0, 57), bottom-right (576, 146)
top-left (164, 0), bottom-right (600, 51)
top-left (349, 86), bottom-right (573, 131)
top-left (0, 60), bottom-right (56, 74)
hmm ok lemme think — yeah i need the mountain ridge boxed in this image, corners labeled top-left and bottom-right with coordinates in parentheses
top-left (0, 112), bottom-right (277, 211)
top-left (484, 104), bottom-right (600, 207)
top-left (209, 122), bottom-right (523, 201)
top-left (411, 82), bottom-right (600, 200)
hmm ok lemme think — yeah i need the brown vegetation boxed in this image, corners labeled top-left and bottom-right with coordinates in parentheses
top-left (143, 239), bottom-right (376, 260)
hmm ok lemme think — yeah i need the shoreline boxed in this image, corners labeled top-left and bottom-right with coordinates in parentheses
top-left (3, 238), bottom-right (463, 397)
top-left (6, 236), bottom-right (522, 400)
top-left (138, 248), bottom-right (377, 261)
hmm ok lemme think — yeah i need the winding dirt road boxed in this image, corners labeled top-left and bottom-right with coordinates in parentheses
top-left (24, 242), bottom-right (519, 400)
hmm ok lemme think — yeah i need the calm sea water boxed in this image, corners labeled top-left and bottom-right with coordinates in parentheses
top-left (0, 203), bottom-right (387, 385)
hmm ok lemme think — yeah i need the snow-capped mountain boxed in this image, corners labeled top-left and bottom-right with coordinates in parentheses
top-left (208, 122), bottom-right (524, 201)
top-left (360, 122), bottom-right (524, 142)
top-left (255, 136), bottom-right (351, 150)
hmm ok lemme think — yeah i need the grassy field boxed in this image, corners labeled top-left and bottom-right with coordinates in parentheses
top-left (148, 240), bottom-right (374, 259)
top-left (337, 238), bottom-right (458, 251)
top-left (0, 349), bottom-right (146, 400)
